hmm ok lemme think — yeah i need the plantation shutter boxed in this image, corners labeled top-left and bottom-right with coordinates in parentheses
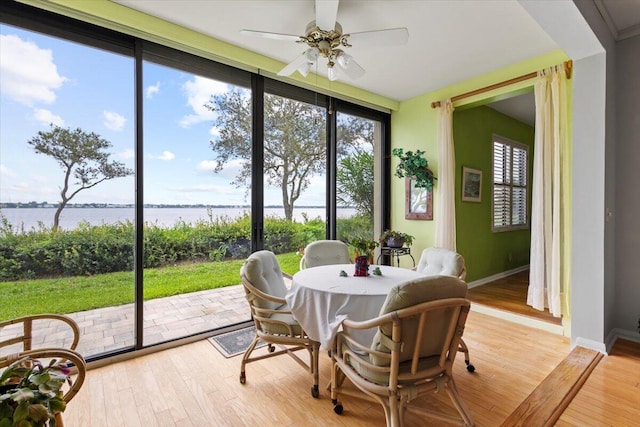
top-left (492, 136), bottom-right (529, 231)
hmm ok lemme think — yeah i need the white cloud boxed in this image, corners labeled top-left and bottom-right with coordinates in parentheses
top-left (0, 164), bottom-right (17, 177)
top-left (146, 81), bottom-right (160, 99)
top-left (120, 149), bottom-right (135, 159)
top-left (179, 76), bottom-right (229, 127)
top-left (197, 160), bottom-right (217, 172)
top-left (166, 184), bottom-right (237, 195)
top-left (0, 34), bottom-right (66, 106)
top-left (33, 108), bottom-right (64, 127)
top-left (103, 110), bottom-right (126, 131)
top-left (154, 151), bottom-right (175, 161)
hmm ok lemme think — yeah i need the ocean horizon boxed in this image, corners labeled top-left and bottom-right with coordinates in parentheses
top-left (0, 206), bottom-right (357, 230)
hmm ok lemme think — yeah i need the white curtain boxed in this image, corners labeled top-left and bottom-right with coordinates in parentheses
top-left (528, 65), bottom-right (567, 317)
top-left (435, 99), bottom-right (456, 250)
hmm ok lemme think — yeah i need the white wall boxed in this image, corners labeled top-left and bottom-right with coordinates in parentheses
top-left (615, 34), bottom-right (640, 334)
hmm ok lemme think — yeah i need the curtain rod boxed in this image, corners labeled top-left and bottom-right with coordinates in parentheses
top-left (431, 60), bottom-right (573, 109)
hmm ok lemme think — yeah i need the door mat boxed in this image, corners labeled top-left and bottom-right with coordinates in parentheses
top-left (208, 326), bottom-right (266, 358)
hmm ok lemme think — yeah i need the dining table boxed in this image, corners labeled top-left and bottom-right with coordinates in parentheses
top-left (285, 264), bottom-right (426, 349)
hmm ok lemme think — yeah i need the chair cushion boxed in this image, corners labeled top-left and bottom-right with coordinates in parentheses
top-left (258, 305), bottom-right (304, 336)
top-left (369, 276), bottom-right (468, 366)
top-left (303, 240), bottom-right (350, 268)
top-left (416, 247), bottom-right (465, 278)
top-left (241, 250), bottom-right (287, 311)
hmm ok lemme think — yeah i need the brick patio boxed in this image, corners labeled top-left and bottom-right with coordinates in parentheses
top-left (0, 283), bottom-right (257, 358)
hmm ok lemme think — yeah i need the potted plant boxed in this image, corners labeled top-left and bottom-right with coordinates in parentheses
top-left (392, 148), bottom-right (436, 191)
top-left (348, 238), bottom-right (379, 276)
top-left (379, 230), bottom-right (414, 248)
top-left (0, 356), bottom-right (71, 427)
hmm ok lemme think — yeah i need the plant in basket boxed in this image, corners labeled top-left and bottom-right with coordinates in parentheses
top-left (0, 356), bottom-right (71, 427)
top-left (378, 230), bottom-right (414, 248)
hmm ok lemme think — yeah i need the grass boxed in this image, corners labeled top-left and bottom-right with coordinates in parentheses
top-left (0, 252), bottom-right (301, 321)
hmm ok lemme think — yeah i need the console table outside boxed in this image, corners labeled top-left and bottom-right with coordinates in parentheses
top-left (377, 246), bottom-right (415, 268)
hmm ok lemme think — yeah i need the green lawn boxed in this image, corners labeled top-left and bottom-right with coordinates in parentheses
top-left (0, 252), bottom-right (301, 321)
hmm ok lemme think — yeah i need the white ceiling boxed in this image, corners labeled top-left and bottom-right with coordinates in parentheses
top-left (113, 0), bottom-right (640, 125)
top-left (113, 0), bottom-right (560, 102)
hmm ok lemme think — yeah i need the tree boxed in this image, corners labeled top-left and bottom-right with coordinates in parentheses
top-left (27, 125), bottom-right (133, 231)
top-left (207, 89), bottom-right (326, 220)
top-left (336, 151), bottom-right (374, 217)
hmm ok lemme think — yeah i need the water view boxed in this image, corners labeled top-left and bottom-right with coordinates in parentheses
top-left (1, 207), bottom-right (357, 230)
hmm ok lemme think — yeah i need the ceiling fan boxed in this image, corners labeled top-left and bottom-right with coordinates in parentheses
top-left (240, 0), bottom-right (409, 81)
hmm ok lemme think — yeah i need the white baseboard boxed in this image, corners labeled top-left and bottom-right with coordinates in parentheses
top-left (605, 328), bottom-right (640, 353)
top-left (574, 337), bottom-right (608, 355)
top-left (470, 303), bottom-right (565, 335)
top-left (467, 264), bottom-right (530, 289)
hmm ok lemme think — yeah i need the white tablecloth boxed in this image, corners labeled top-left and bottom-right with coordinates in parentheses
top-left (286, 264), bottom-right (425, 349)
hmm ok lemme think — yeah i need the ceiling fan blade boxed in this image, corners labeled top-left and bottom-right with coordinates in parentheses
top-left (277, 52), bottom-right (312, 77)
top-left (240, 29), bottom-right (303, 42)
top-left (345, 27), bottom-right (409, 47)
top-left (315, 0), bottom-right (339, 30)
top-left (336, 54), bottom-right (366, 80)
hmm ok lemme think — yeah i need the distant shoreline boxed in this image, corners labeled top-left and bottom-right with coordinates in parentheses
top-left (1, 204), bottom-right (336, 209)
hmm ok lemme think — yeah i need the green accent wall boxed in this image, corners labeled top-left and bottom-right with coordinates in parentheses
top-left (454, 106), bottom-right (534, 282)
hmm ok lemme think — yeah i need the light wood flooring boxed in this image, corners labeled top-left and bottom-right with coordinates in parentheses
top-left (467, 269), bottom-right (561, 325)
top-left (62, 310), bottom-right (640, 426)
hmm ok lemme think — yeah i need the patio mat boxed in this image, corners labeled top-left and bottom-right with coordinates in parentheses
top-left (208, 326), bottom-right (265, 358)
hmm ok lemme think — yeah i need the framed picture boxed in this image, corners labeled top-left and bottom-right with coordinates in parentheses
top-left (405, 178), bottom-right (433, 220)
top-left (462, 166), bottom-right (482, 202)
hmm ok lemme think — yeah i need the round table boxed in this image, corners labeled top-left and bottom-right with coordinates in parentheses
top-left (285, 264), bottom-right (425, 349)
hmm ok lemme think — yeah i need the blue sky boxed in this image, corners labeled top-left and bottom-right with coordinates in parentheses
top-left (0, 24), bottom-right (327, 207)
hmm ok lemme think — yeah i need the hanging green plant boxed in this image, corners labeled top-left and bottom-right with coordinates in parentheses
top-left (392, 148), bottom-right (436, 191)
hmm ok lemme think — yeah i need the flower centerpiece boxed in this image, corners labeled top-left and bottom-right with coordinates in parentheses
top-left (378, 230), bottom-right (414, 248)
top-left (392, 148), bottom-right (436, 191)
top-left (348, 238), bottom-right (379, 276)
top-left (0, 356), bottom-right (71, 427)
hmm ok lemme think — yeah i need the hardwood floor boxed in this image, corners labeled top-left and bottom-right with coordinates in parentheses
top-left (64, 311), bottom-right (573, 426)
top-left (467, 269), bottom-right (561, 325)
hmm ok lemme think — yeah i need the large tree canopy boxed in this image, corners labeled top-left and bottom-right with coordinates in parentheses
top-left (206, 89), bottom-right (376, 221)
top-left (207, 89), bottom-right (326, 220)
top-left (28, 125), bottom-right (133, 231)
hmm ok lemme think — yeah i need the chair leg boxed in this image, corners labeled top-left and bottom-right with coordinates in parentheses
top-left (445, 377), bottom-right (475, 426)
top-left (458, 338), bottom-right (475, 372)
top-left (239, 335), bottom-right (261, 384)
top-left (310, 342), bottom-right (320, 398)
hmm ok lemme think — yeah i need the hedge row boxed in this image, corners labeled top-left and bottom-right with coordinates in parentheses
top-left (0, 214), bottom-right (372, 281)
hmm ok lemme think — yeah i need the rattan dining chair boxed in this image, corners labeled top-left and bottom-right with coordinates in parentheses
top-left (240, 250), bottom-right (321, 397)
top-left (299, 239), bottom-right (351, 269)
top-left (330, 276), bottom-right (474, 426)
top-left (0, 314), bottom-right (86, 427)
top-left (415, 247), bottom-right (474, 372)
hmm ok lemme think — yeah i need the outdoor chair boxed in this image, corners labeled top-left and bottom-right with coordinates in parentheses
top-left (415, 247), bottom-right (474, 372)
top-left (299, 239), bottom-right (351, 269)
top-left (330, 276), bottom-right (474, 427)
top-left (240, 250), bottom-right (321, 397)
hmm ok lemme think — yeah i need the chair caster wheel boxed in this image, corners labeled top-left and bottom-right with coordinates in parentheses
top-left (466, 363), bottom-right (475, 373)
top-left (311, 385), bottom-right (319, 398)
top-left (239, 372), bottom-right (246, 384)
top-left (332, 399), bottom-right (343, 414)
top-left (268, 344), bottom-right (275, 353)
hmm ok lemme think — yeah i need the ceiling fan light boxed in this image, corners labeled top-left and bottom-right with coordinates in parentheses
top-left (337, 52), bottom-right (352, 68)
top-left (327, 64), bottom-right (338, 81)
top-left (305, 47), bottom-right (320, 61)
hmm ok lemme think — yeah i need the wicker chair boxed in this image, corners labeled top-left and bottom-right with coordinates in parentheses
top-left (0, 315), bottom-right (86, 427)
top-left (330, 276), bottom-right (474, 426)
top-left (415, 247), bottom-right (474, 372)
top-left (240, 250), bottom-right (321, 397)
top-left (299, 239), bottom-right (351, 269)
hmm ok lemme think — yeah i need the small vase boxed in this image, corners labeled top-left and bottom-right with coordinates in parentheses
top-left (354, 255), bottom-right (369, 276)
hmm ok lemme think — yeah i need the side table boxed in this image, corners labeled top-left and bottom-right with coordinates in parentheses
top-left (376, 246), bottom-right (415, 268)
